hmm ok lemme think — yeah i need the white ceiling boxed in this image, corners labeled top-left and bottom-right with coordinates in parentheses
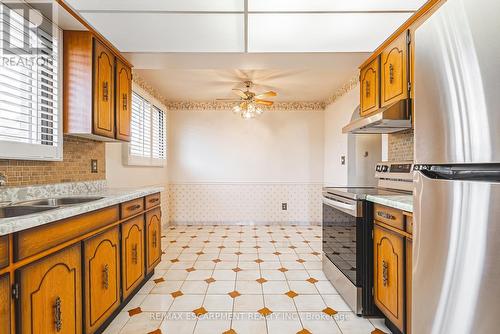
top-left (64, 0), bottom-right (424, 53)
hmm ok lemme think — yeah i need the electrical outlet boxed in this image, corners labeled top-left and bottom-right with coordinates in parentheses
top-left (282, 203), bottom-right (288, 211)
top-left (91, 159), bottom-right (98, 173)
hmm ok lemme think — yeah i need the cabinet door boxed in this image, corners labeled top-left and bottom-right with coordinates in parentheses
top-left (360, 57), bottom-right (380, 116)
top-left (406, 238), bottom-right (412, 334)
top-left (373, 224), bottom-right (404, 331)
top-left (93, 39), bottom-right (115, 139)
top-left (122, 216), bottom-right (145, 299)
top-left (18, 244), bottom-right (82, 334)
top-left (0, 274), bottom-right (10, 334)
top-left (115, 60), bottom-right (132, 141)
top-left (381, 32), bottom-right (408, 107)
top-left (84, 227), bottom-right (121, 333)
top-left (146, 208), bottom-right (162, 274)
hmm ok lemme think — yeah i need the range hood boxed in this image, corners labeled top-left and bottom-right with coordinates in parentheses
top-left (342, 99), bottom-right (412, 134)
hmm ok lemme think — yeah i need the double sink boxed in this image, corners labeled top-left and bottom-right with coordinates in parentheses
top-left (0, 196), bottom-right (104, 218)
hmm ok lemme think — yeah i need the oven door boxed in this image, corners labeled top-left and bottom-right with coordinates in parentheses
top-left (322, 194), bottom-right (361, 286)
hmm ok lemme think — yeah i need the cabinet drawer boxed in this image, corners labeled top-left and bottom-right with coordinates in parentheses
top-left (15, 206), bottom-right (119, 261)
top-left (374, 224), bottom-right (404, 331)
top-left (84, 227), bottom-right (120, 333)
top-left (18, 244), bottom-right (82, 334)
top-left (406, 214), bottom-right (413, 234)
top-left (0, 236), bottom-right (8, 269)
top-left (374, 204), bottom-right (405, 231)
top-left (145, 193), bottom-right (161, 209)
top-left (0, 274), bottom-right (10, 334)
top-left (120, 198), bottom-right (144, 219)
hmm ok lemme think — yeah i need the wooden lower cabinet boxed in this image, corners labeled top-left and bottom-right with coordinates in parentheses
top-left (84, 226), bottom-right (121, 333)
top-left (146, 208), bottom-right (162, 274)
top-left (406, 238), bottom-right (413, 334)
top-left (0, 274), bottom-right (11, 334)
top-left (374, 223), bottom-right (404, 332)
top-left (122, 216), bottom-right (145, 299)
top-left (18, 244), bottom-right (82, 334)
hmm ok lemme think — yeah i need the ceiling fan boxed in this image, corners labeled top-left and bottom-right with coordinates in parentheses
top-left (216, 81), bottom-right (277, 119)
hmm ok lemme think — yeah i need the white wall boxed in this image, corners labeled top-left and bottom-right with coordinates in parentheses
top-left (323, 85), bottom-right (360, 186)
top-left (167, 109), bottom-right (324, 224)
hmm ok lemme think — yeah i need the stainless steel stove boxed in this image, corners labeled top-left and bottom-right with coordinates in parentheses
top-left (322, 161), bottom-right (413, 316)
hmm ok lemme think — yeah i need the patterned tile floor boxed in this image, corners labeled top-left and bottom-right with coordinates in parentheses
top-left (103, 224), bottom-right (392, 334)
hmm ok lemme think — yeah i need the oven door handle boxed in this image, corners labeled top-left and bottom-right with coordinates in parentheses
top-left (322, 197), bottom-right (358, 216)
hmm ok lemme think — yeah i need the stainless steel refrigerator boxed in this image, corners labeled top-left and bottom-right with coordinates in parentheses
top-left (413, 0), bottom-right (500, 333)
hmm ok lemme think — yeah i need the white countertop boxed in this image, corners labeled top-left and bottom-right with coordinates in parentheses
top-left (0, 186), bottom-right (164, 236)
top-left (366, 194), bottom-right (413, 212)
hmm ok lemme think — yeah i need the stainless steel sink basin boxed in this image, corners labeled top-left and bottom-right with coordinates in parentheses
top-left (14, 196), bottom-right (104, 207)
top-left (0, 205), bottom-right (57, 218)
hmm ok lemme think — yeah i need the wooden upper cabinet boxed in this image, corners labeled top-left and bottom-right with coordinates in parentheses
top-left (146, 208), bottom-right (162, 274)
top-left (84, 227), bottom-right (121, 334)
top-left (63, 31), bottom-right (132, 141)
top-left (116, 59), bottom-right (132, 141)
top-left (0, 274), bottom-right (10, 334)
top-left (360, 57), bottom-right (380, 116)
top-left (381, 32), bottom-right (409, 107)
top-left (121, 216), bottom-right (145, 299)
top-left (93, 40), bottom-right (115, 139)
top-left (374, 224), bottom-right (404, 332)
top-left (18, 244), bottom-right (82, 334)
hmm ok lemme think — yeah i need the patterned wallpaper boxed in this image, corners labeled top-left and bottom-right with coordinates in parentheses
top-left (388, 129), bottom-right (414, 161)
top-left (167, 183), bottom-right (322, 224)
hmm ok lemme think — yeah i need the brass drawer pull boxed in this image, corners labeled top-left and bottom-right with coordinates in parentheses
top-left (148, 198), bottom-right (159, 203)
top-left (152, 231), bottom-right (157, 248)
top-left (382, 260), bottom-right (389, 286)
top-left (127, 204), bottom-right (141, 211)
top-left (103, 264), bottom-right (109, 290)
top-left (103, 81), bottom-right (109, 101)
top-left (122, 93), bottom-right (127, 110)
top-left (132, 244), bottom-right (138, 264)
top-left (365, 81), bottom-right (371, 97)
top-left (377, 211), bottom-right (396, 220)
top-left (389, 63), bottom-right (394, 84)
top-left (54, 296), bottom-right (62, 332)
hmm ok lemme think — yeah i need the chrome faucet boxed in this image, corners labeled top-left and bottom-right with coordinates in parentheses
top-left (0, 173), bottom-right (6, 186)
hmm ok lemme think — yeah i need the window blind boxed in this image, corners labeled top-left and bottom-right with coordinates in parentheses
top-left (0, 3), bottom-right (61, 160)
top-left (129, 92), bottom-right (166, 165)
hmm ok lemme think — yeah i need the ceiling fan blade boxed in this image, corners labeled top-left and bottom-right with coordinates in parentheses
top-left (232, 89), bottom-right (248, 99)
top-left (254, 91), bottom-right (277, 99)
top-left (255, 99), bottom-right (274, 106)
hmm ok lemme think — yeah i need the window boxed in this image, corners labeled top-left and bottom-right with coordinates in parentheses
top-left (0, 3), bottom-right (62, 160)
top-left (125, 91), bottom-right (167, 166)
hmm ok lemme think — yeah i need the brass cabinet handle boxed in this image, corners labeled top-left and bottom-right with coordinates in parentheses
top-left (103, 264), bottom-right (109, 290)
top-left (152, 230), bottom-right (157, 248)
top-left (377, 211), bottom-right (396, 220)
top-left (103, 81), bottom-right (109, 101)
top-left (132, 244), bottom-right (138, 264)
top-left (382, 260), bottom-right (389, 286)
top-left (389, 63), bottom-right (394, 84)
top-left (365, 81), bottom-right (371, 98)
top-left (54, 296), bottom-right (62, 332)
top-left (148, 198), bottom-right (159, 203)
top-left (122, 93), bottom-right (127, 110)
top-left (127, 204), bottom-right (141, 211)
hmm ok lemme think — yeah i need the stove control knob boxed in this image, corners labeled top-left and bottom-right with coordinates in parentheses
top-left (382, 165), bottom-right (389, 172)
top-left (376, 165), bottom-right (381, 172)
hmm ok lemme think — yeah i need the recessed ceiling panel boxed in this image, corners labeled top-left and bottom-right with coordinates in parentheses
top-left (249, 0), bottom-right (426, 12)
top-left (81, 13), bottom-right (245, 52)
top-left (65, 0), bottom-right (244, 12)
top-left (248, 13), bottom-right (413, 52)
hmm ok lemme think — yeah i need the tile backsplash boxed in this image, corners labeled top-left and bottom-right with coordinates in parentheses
top-left (0, 135), bottom-right (105, 187)
top-left (388, 129), bottom-right (414, 161)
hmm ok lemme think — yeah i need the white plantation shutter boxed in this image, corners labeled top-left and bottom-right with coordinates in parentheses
top-left (127, 91), bottom-right (166, 166)
top-left (0, 3), bottom-right (62, 160)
